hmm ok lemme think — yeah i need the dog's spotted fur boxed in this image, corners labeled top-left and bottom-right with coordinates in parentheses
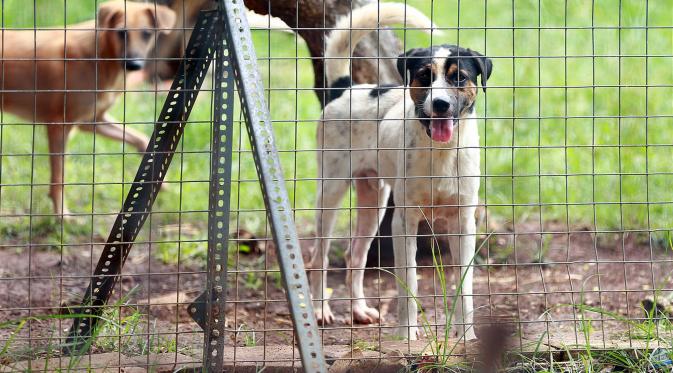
top-left (308, 3), bottom-right (492, 340)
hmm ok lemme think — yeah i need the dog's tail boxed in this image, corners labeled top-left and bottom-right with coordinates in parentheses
top-left (325, 3), bottom-right (437, 91)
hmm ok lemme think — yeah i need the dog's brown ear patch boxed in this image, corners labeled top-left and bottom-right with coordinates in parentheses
top-left (97, 3), bottom-right (125, 30)
top-left (146, 6), bottom-right (177, 35)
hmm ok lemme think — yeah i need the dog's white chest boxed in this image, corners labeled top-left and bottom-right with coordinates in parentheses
top-left (398, 120), bottom-right (480, 205)
top-left (404, 148), bottom-right (462, 199)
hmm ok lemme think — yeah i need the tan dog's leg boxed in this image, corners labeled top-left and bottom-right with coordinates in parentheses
top-left (47, 124), bottom-right (73, 217)
top-left (77, 114), bottom-right (149, 153)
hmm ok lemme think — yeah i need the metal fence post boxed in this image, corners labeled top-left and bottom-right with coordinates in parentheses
top-left (64, 4), bottom-right (326, 371)
top-left (64, 10), bottom-right (219, 353)
top-left (192, 2), bottom-right (328, 370)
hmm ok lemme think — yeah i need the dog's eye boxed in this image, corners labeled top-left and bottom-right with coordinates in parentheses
top-left (455, 74), bottom-right (467, 87)
top-left (141, 30), bottom-right (152, 41)
top-left (416, 69), bottom-right (432, 85)
top-left (117, 30), bottom-right (126, 40)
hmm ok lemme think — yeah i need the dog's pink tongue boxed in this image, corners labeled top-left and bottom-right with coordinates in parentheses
top-left (431, 119), bottom-right (454, 143)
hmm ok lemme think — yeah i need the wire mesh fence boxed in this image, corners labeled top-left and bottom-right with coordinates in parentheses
top-left (0, 0), bottom-right (672, 371)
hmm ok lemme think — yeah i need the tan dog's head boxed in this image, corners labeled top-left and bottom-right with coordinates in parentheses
top-left (97, 1), bottom-right (177, 71)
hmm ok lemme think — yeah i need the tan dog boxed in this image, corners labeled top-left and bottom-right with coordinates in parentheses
top-left (0, 1), bottom-right (176, 218)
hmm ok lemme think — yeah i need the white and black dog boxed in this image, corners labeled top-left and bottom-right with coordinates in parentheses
top-left (308, 3), bottom-right (492, 340)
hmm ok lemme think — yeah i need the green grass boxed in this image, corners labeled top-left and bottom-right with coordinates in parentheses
top-left (0, 0), bottom-right (672, 258)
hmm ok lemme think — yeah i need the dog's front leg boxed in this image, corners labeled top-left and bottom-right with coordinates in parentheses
top-left (392, 207), bottom-right (421, 340)
top-left (447, 206), bottom-right (478, 341)
top-left (77, 113), bottom-right (149, 153)
top-left (47, 124), bottom-right (74, 218)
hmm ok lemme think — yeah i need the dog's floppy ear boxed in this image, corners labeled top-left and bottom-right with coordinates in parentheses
top-left (468, 49), bottom-right (493, 92)
top-left (97, 2), bottom-right (125, 30)
top-left (396, 48), bottom-right (427, 86)
top-left (146, 5), bottom-right (177, 35)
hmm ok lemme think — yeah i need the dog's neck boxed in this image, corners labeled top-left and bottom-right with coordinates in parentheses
top-left (59, 28), bottom-right (124, 91)
top-left (65, 21), bottom-right (117, 58)
top-left (94, 30), bottom-right (125, 88)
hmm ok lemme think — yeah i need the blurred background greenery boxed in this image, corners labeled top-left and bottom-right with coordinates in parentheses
top-left (0, 0), bottom-right (671, 262)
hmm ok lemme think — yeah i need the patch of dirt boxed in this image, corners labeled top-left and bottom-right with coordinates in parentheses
top-left (1, 222), bottom-right (672, 361)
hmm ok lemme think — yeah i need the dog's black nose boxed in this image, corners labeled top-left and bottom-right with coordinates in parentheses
top-left (432, 98), bottom-right (450, 114)
top-left (124, 59), bottom-right (145, 71)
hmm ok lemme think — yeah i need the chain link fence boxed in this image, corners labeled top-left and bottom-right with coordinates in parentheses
top-left (0, 0), bottom-right (672, 371)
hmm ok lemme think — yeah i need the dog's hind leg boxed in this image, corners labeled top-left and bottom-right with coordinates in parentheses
top-left (47, 124), bottom-right (73, 218)
top-left (347, 170), bottom-right (390, 324)
top-left (446, 206), bottom-right (478, 341)
top-left (309, 177), bottom-right (349, 325)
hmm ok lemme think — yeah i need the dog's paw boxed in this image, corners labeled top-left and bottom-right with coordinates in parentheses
top-left (314, 303), bottom-right (335, 325)
top-left (352, 305), bottom-right (380, 324)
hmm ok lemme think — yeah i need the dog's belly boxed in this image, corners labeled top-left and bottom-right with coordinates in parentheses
top-left (320, 119), bottom-right (398, 180)
top-left (320, 86), bottom-right (403, 179)
top-left (1, 77), bottom-right (119, 124)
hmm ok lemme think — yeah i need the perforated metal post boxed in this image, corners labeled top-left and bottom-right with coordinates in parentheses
top-left (64, 10), bottom-right (219, 353)
top-left (200, 15), bottom-right (235, 372)
top-left (217, 0), bottom-right (327, 371)
top-left (64, 4), bottom-right (325, 370)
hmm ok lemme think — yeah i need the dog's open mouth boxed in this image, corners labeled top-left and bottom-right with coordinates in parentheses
top-left (429, 117), bottom-right (454, 143)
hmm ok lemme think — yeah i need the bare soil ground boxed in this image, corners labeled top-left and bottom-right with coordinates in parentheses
top-left (1, 222), bottom-right (672, 363)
